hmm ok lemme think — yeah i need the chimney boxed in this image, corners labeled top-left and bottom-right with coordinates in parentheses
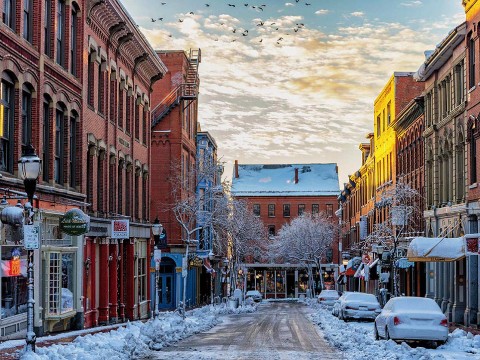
top-left (234, 160), bottom-right (239, 178)
top-left (294, 168), bottom-right (299, 184)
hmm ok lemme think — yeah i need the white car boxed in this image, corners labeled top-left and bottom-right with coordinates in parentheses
top-left (245, 290), bottom-right (263, 302)
top-left (374, 297), bottom-right (448, 346)
top-left (332, 292), bottom-right (352, 317)
top-left (317, 290), bottom-right (340, 307)
top-left (338, 292), bottom-right (381, 321)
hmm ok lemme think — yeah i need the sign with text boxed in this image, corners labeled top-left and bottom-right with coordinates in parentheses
top-left (111, 219), bottom-right (129, 239)
top-left (60, 209), bottom-right (90, 236)
top-left (23, 225), bottom-right (40, 250)
top-left (466, 235), bottom-right (479, 256)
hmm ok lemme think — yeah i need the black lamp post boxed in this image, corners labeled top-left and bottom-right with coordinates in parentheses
top-left (151, 217), bottom-right (163, 318)
top-left (18, 144), bottom-right (41, 353)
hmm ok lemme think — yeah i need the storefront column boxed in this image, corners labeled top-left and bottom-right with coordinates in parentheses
top-left (83, 237), bottom-right (97, 328)
top-left (452, 259), bottom-right (467, 324)
top-left (98, 239), bottom-right (110, 325)
top-left (118, 241), bottom-right (125, 322)
top-left (447, 262), bottom-right (455, 321)
top-left (464, 255), bottom-right (477, 326)
top-left (109, 241), bottom-right (118, 323)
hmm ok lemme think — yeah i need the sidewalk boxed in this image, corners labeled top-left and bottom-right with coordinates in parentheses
top-left (450, 323), bottom-right (480, 336)
top-left (0, 322), bottom-right (131, 360)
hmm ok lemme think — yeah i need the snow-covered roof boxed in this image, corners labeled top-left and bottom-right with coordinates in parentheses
top-left (231, 163), bottom-right (340, 197)
top-left (407, 236), bottom-right (466, 262)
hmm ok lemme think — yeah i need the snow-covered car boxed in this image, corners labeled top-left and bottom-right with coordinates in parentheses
top-left (338, 292), bottom-right (381, 321)
top-left (317, 290), bottom-right (340, 307)
top-left (374, 297), bottom-right (448, 346)
top-left (332, 292), bottom-right (352, 317)
top-left (245, 290), bottom-right (262, 302)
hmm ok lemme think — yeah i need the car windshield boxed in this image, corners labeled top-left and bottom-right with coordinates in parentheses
top-left (246, 291), bottom-right (259, 295)
top-left (391, 297), bottom-right (441, 313)
top-left (345, 293), bottom-right (377, 302)
top-left (319, 290), bottom-right (338, 297)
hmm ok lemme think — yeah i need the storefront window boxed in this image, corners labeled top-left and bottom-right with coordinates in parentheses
top-left (275, 270), bottom-right (285, 296)
top-left (298, 270), bottom-right (309, 293)
top-left (255, 271), bottom-right (264, 293)
top-left (266, 270), bottom-right (275, 294)
top-left (1, 247), bottom-right (27, 319)
top-left (47, 251), bottom-right (75, 315)
top-left (138, 257), bottom-right (146, 302)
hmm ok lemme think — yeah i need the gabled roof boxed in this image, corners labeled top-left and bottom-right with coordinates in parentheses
top-left (231, 163), bottom-right (340, 197)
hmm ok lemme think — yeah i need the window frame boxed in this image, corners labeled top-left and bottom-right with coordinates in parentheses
top-left (3, 0), bottom-right (15, 30)
top-left (326, 204), bottom-right (333, 217)
top-left (23, 0), bottom-right (33, 42)
top-left (43, 99), bottom-right (50, 181)
top-left (44, 0), bottom-right (51, 55)
top-left (21, 87), bottom-right (32, 146)
top-left (70, 6), bottom-right (77, 75)
top-left (283, 204), bottom-right (290, 217)
top-left (45, 251), bottom-right (76, 318)
top-left (55, 108), bottom-right (65, 184)
top-left (298, 204), bottom-right (305, 216)
top-left (1, 76), bottom-right (15, 174)
top-left (268, 204), bottom-right (275, 217)
top-left (312, 204), bottom-right (319, 215)
top-left (69, 115), bottom-right (77, 188)
top-left (56, 0), bottom-right (66, 67)
top-left (253, 204), bottom-right (260, 217)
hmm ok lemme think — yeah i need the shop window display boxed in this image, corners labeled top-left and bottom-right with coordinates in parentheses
top-left (1, 247), bottom-right (28, 319)
top-left (47, 252), bottom-right (75, 315)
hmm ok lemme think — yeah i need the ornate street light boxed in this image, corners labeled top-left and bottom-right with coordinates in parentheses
top-left (18, 144), bottom-right (41, 353)
top-left (152, 217), bottom-right (163, 318)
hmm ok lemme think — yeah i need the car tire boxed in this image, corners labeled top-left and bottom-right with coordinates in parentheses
top-left (437, 340), bottom-right (447, 346)
top-left (373, 324), bottom-right (380, 341)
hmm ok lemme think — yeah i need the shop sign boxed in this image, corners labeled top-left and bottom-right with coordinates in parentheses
top-left (189, 255), bottom-right (203, 267)
top-left (111, 219), bottom-right (129, 239)
top-left (24, 225), bottom-right (40, 250)
top-left (466, 236), bottom-right (479, 256)
top-left (1, 258), bottom-right (26, 277)
top-left (60, 209), bottom-right (90, 236)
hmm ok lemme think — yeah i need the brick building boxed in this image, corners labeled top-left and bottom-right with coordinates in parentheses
top-left (150, 49), bottom-right (201, 309)
top-left (81, 0), bottom-right (167, 328)
top-left (231, 161), bottom-right (340, 299)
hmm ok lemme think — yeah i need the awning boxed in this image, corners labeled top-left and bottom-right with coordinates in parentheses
top-left (407, 236), bottom-right (466, 262)
top-left (353, 263), bottom-right (364, 278)
top-left (395, 258), bottom-right (414, 269)
top-left (345, 257), bottom-right (362, 276)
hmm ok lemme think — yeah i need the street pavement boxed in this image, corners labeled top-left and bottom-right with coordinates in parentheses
top-left (156, 301), bottom-right (343, 360)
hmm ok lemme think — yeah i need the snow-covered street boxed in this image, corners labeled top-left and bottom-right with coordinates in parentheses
top-left (309, 300), bottom-right (480, 360)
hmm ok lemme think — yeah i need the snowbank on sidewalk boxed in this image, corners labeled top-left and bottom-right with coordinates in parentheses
top-left (19, 303), bottom-right (257, 360)
top-left (308, 301), bottom-right (480, 360)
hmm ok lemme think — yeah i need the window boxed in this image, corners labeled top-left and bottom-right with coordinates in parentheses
top-left (134, 170), bottom-right (140, 219)
top-left (70, 7), bottom-right (77, 75)
top-left (283, 204), bottom-right (290, 217)
top-left (97, 151), bottom-right (104, 213)
top-left (268, 225), bottom-right (275, 237)
top-left (109, 156), bottom-right (115, 213)
top-left (3, 0), bottom-right (15, 29)
top-left (43, 99), bottom-right (50, 181)
top-left (387, 102), bottom-right (391, 126)
top-left (312, 204), bottom-right (319, 215)
top-left (109, 73), bottom-right (116, 122)
top-left (44, 0), bottom-right (51, 55)
top-left (118, 87), bottom-right (124, 128)
top-left (253, 204), bottom-right (260, 217)
top-left (326, 204), bottom-right (333, 217)
top-left (142, 175), bottom-right (147, 219)
top-left (69, 116), bottom-right (77, 188)
top-left (142, 108), bottom-right (147, 144)
top-left (23, 0), bottom-right (32, 42)
top-left (87, 146), bottom-right (94, 210)
top-left (55, 109), bottom-right (64, 184)
top-left (87, 53), bottom-right (95, 107)
top-left (469, 36), bottom-right (475, 89)
top-left (1, 76), bottom-right (15, 173)
top-left (455, 62), bottom-right (464, 107)
top-left (98, 61), bottom-right (105, 114)
top-left (457, 135), bottom-right (465, 201)
top-left (135, 99), bottom-right (140, 140)
top-left (1, 247), bottom-right (28, 319)
top-left (117, 161), bottom-right (124, 214)
top-left (470, 126), bottom-right (477, 184)
top-left (268, 204), bottom-right (275, 217)
top-left (126, 91), bottom-right (131, 133)
top-left (125, 168), bottom-right (131, 216)
top-left (22, 88), bottom-right (32, 146)
top-left (137, 244), bottom-right (147, 302)
top-left (56, 0), bottom-right (65, 67)
top-left (46, 252), bottom-right (75, 316)
top-left (376, 115), bottom-right (381, 137)
top-left (298, 204), bottom-right (305, 216)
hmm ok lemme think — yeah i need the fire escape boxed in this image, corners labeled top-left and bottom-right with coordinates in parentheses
top-left (151, 49), bottom-right (201, 127)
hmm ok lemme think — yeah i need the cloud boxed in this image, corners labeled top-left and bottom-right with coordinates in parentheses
top-left (350, 11), bottom-right (365, 17)
top-left (285, 2), bottom-right (294, 6)
top-left (315, 9), bottom-right (329, 15)
top-left (401, 1), bottom-right (422, 7)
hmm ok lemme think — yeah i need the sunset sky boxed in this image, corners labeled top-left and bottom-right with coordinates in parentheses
top-left (121, 0), bottom-right (465, 186)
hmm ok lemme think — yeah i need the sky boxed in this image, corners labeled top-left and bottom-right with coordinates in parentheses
top-left (121, 0), bottom-right (465, 187)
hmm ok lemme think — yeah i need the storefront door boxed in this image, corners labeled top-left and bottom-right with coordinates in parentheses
top-left (159, 274), bottom-right (174, 309)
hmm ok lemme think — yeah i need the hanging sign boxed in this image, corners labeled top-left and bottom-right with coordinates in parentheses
top-left (60, 209), bottom-right (90, 236)
top-left (24, 224), bottom-right (40, 250)
top-left (465, 235), bottom-right (480, 255)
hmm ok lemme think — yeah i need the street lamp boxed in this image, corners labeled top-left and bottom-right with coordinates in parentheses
top-left (151, 217), bottom-right (163, 318)
top-left (18, 144), bottom-right (41, 353)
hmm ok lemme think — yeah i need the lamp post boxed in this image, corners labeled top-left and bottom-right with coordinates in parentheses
top-left (151, 218), bottom-right (163, 318)
top-left (18, 144), bottom-right (41, 353)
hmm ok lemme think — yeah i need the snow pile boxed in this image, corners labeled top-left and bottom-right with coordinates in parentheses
top-left (308, 302), bottom-right (480, 360)
top-left (19, 303), bottom-right (257, 360)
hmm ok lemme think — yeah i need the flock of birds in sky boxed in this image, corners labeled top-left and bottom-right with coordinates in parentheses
top-left (149, 1), bottom-right (314, 45)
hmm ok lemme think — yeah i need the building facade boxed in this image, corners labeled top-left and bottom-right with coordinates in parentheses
top-left (81, 0), bottom-right (167, 328)
top-left (150, 49), bottom-right (202, 309)
top-left (231, 162), bottom-right (340, 299)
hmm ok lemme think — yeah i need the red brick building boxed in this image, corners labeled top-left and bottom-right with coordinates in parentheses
top-left (0, 0), bottom-right (88, 339)
top-left (231, 161), bottom-right (340, 298)
top-left (82, 0), bottom-right (167, 328)
top-left (150, 49), bottom-right (201, 309)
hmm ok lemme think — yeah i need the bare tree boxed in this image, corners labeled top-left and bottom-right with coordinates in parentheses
top-left (269, 213), bottom-right (337, 297)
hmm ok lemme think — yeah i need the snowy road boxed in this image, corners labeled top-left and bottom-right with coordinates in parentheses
top-left (155, 301), bottom-right (343, 360)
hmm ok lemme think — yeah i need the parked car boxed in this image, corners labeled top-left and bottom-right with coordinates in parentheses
top-left (245, 290), bottom-right (263, 302)
top-left (338, 292), bottom-right (381, 321)
top-left (374, 297), bottom-right (448, 346)
top-left (332, 292), bottom-right (352, 317)
top-left (317, 290), bottom-right (340, 307)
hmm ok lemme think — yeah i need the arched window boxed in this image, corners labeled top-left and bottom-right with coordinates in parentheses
top-left (22, 84), bottom-right (33, 146)
top-left (0, 72), bottom-right (15, 173)
top-left (55, 104), bottom-right (66, 184)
